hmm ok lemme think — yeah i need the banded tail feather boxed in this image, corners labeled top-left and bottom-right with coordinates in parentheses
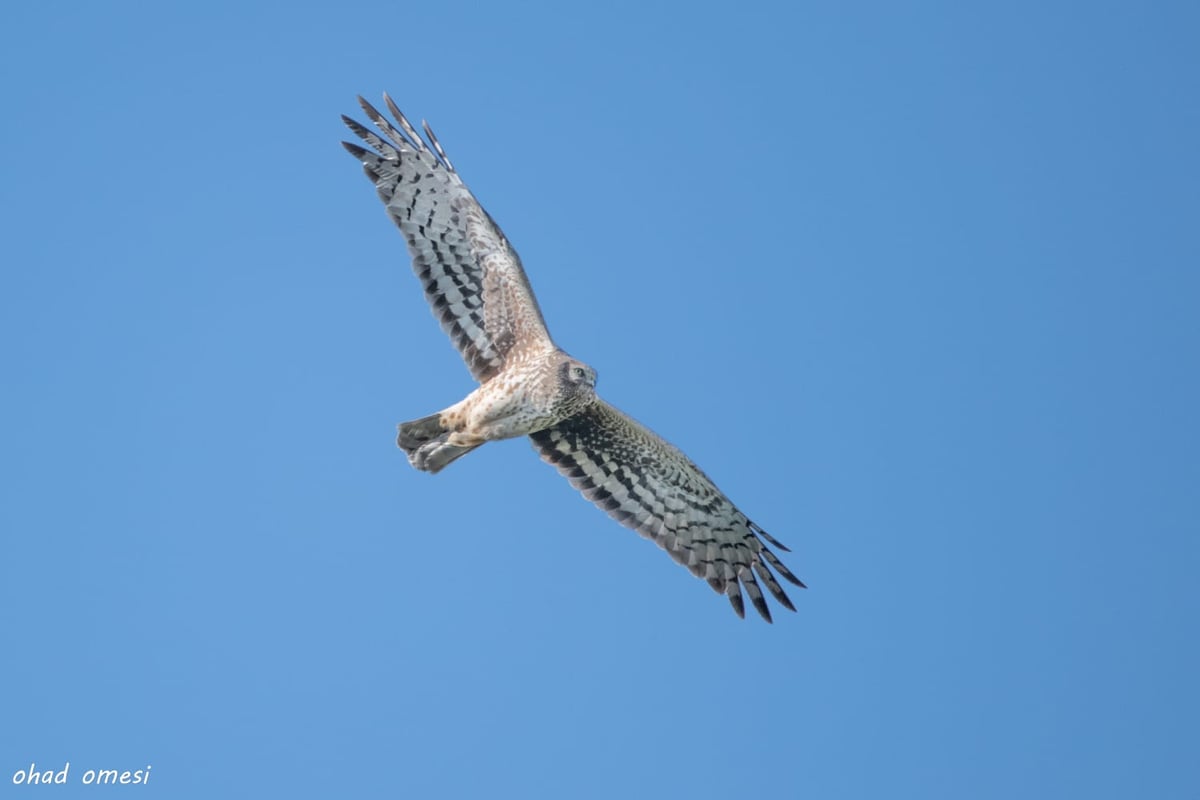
top-left (397, 414), bottom-right (479, 474)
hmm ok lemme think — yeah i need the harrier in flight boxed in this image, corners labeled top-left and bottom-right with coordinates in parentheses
top-left (342, 95), bottom-right (805, 621)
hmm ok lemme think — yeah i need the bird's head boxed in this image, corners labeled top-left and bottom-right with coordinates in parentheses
top-left (560, 357), bottom-right (598, 399)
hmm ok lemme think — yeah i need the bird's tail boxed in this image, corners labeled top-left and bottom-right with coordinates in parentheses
top-left (397, 413), bottom-right (480, 474)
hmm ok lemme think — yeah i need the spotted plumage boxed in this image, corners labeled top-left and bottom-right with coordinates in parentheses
top-left (342, 94), bottom-right (805, 621)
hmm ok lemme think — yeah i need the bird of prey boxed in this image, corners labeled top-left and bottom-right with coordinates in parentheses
top-left (341, 94), bottom-right (805, 621)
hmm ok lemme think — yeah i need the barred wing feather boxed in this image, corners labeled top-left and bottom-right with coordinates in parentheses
top-left (341, 95), bottom-right (553, 382)
top-left (530, 401), bottom-right (805, 621)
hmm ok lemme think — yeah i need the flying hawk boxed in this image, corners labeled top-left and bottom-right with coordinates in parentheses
top-left (341, 94), bottom-right (805, 621)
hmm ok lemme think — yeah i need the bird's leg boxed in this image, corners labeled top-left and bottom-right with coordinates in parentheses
top-left (444, 430), bottom-right (487, 448)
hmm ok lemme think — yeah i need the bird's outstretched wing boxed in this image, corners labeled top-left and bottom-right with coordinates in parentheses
top-left (342, 95), bottom-right (553, 382)
top-left (530, 401), bottom-right (805, 621)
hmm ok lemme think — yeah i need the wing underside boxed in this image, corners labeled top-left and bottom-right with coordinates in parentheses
top-left (530, 401), bottom-right (805, 621)
top-left (342, 95), bottom-right (553, 381)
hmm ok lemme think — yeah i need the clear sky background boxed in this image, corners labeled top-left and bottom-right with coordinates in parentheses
top-left (2, 1), bottom-right (1197, 798)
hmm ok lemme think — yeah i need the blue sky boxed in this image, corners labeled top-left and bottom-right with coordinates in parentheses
top-left (2, 1), bottom-right (1197, 797)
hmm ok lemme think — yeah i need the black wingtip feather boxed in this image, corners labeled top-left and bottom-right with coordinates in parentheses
top-left (761, 548), bottom-right (806, 588)
top-left (357, 95), bottom-right (383, 121)
top-left (751, 522), bottom-right (791, 552)
top-left (341, 141), bottom-right (369, 160)
top-left (751, 594), bottom-right (774, 623)
top-left (775, 589), bottom-right (797, 613)
top-left (382, 92), bottom-right (404, 122)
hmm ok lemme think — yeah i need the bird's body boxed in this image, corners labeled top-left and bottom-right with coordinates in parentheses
top-left (342, 94), bottom-right (805, 621)
top-left (400, 348), bottom-right (597, 472)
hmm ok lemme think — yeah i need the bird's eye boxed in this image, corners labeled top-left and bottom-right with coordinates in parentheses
top-left (571, 366), bottom-right (586, 381)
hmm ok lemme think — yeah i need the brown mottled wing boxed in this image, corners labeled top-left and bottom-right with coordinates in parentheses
top-left (529, 400), bottom-right (805, 622)
top-left (341, 94), bottom-right (553, 382)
